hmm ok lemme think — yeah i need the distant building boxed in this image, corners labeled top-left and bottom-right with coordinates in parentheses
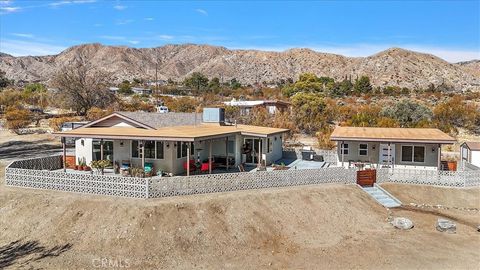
top-left (132, 87), bottom-right (152, 95)
top-left (223, 99), bottom-right (290, 115)
top-left (108, 87), bottom-right (120, 94)
top-left (460, 142), bottom-right (480, 169)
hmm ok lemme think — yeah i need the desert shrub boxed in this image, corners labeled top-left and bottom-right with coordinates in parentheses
top-left (5, 106), bottom-right (32, 132)
top-left (433, 95), bottom-right (479, 134)
top-left (164, 97), bottom-right (199, 113)
top-left (86, 107), bottom-right (114, 121)
top-left (380, 99), bottom-right (432, 127)
top-left (316, 125), bottom-right (336, 150)
top-left (48, 116), bottom-right (82, 131)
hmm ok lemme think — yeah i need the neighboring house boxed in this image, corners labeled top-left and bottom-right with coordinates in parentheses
top-left (330, 126), bottom-right (456, 170)
top-left (223, 99), bottom-right (290, 115)
top-left (132, 87), bottom-right (152, 95)
top-left (460, 142), bottom-right (480, 169)
top-left (108, 87), bottom-right (119, 94)
top-left (56, 108), bottom-right (288, 175)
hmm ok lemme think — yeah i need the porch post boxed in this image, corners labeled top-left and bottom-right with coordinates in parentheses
top-left (341, 141), bottom-right (344, 168)
top-left (186, 142), bottom-right (190, 176)
top-left (141, 140), bottom-right (145, 170)
top-left (437, 144), bottom-right (442, 171)
top-left (62, 137), bottom-right (66, 172)
top-left (225, 137), bottom-right (229, 171)
top-left (209, 140), bottom-right (212, 174)
top-left (258, 139), bottom-right (262, 167)
top-left (100, 139), bottom-right (104, 160)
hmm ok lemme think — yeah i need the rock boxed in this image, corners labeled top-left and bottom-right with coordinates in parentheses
top-left (436, 219), bottom-right (456, 233)
top-left (390, 217), bottom-right (414, 230)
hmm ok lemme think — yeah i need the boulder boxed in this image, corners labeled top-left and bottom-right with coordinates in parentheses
top-left (391, 217), bottom-right (414, 230)
top-left (436, 219), bottom-right (456, 233)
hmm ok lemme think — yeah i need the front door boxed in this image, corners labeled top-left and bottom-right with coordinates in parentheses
top-left (243, 138), bottom-right (262, 164)
top-left (379, 143), bottom-right (395, 168)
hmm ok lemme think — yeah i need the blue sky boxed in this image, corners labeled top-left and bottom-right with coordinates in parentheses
top-left (0, 0), bottom-right (479, 62)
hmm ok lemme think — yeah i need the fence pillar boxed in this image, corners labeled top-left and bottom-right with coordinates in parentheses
top-left (209, 140), bottom-right (212, 174)
top-left (62, 137), bottom-right (66, 172)
top-left (186, 142), bottom-right (190, 176)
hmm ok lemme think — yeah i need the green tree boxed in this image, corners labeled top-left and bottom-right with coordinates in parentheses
top-left (119, 80), bottom-right (133, 95)
top-left (208, 77), bottom-right (221, 92)
top-left (230, 78), bottom-right (242, 89)
top-left (0, 69), bottom-right (12, 89)
top-left (380, 99), bottom-right (432, 127)
top-left (290, 92), bottom-right (328, 134)
top-left (353, 76), bottom-right (372, 94)
top-left (184, 72), bottom-right (209, 91)
top-left (282, 73), bottom-right (324, 96)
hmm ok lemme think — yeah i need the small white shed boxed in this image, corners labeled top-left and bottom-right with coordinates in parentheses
top-left (460, 142), bottom-right (480, 168)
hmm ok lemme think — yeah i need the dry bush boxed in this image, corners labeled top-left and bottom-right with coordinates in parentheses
top-left (86, 107), bottom-right (114, 121)
top-left (5, 106), bottom-right (32, 132)
top-left (48, 116), bottom-right (83, 132)
top-left (316, 125), bottom-right (336, 150)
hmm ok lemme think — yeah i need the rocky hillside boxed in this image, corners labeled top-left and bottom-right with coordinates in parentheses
top-left (1, 43), bottom-right (479, 91)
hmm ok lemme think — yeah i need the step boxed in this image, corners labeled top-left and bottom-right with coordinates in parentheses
top-left (361, 185), bottom-right (402, 208)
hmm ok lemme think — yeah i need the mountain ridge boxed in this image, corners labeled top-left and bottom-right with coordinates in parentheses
top-left (1, 43), bottom-right (479, 91)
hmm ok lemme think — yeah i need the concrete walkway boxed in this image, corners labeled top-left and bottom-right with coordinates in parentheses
top-left (362, 185), bottom-right (402, 208)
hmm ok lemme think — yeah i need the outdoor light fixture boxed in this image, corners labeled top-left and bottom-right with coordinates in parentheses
top-left (372, 145), bottom-right (376, 150)
top-left (274, 136), bottom-right (277, 141)
top-left (120, 141), bottom-right (124, 147)
top-left (81, 139), bottom-right (84, 146)
top-left (166, 143), bottom-right (170, 148)
top-left (432, 147), bottom-right (435, 152)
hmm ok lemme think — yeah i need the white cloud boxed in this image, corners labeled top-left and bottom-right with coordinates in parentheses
top-left (0, 6), bottom-right (20, 13)
top-left (49, 0), bottom-right (96, 7)
top-left (99, 35), bottom-right (125, 40)
top-left (128, 40), bottom-right (139, 45)
top-left (113, 4), bottom-right (126, 10)
top-left (116, 19), bottom-right (133, 25)
top-left (11, 33), bottom-right (35, 38)
top-left (156, 35), bottom-right (174, 40)
top-left (0, 39), bottom-right (66, 56)
top-left (144, 17), bottom-right (154, 21)
top-left (195, 8), bottom-right (208, 16)
top-left (0, 0), bottom-right (13, 6)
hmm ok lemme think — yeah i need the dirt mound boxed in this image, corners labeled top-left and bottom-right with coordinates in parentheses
top-left (1, 165), bottom-right (479, 269)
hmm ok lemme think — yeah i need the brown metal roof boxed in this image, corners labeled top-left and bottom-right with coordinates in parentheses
top-left (462, 141), bottom-right (480, 151)
top-left (55, 124), bottom-right (288, 141)
top-left (330, 126), bottom-right (456, 144)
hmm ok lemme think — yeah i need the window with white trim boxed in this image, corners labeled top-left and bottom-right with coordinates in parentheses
top-left (341, 143), bottom-right (349, 155)
top-left (359, 143), bottom-right (368, 156)
top-left (131, 140), bottom-right (164, 159)
top-left (401, 145), bottom-right (425, 162)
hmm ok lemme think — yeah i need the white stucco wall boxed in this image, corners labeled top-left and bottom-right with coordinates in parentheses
top-left (471, 150), bottom-right (480, 167)
top-left (75, 138), bottom-right (93, 165)
top-left (336, 141), bottom-right (440, 169)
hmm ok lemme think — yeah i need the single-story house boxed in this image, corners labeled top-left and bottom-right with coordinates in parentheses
top-left (55, 108), bottom-right (288, 176)
top-left (330, 126), bottom-right (456, 170)
top-left (223, 99), bottom-right (290, 115)
top-left (132, 87), bottom-right (152, 95)
top-left (460, 142), bottom-right (480, 169)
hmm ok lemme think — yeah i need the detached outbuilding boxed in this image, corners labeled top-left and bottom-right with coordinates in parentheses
top-left (330, 126), bottom-right (456, 170)
top-left (460, 142), bottom-right (480, 169)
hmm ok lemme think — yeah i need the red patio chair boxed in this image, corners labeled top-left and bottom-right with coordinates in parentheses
top-left (183, 160), bottom-right (197, 172)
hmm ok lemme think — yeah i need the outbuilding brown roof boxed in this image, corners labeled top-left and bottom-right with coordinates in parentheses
top-left (462, 141), bottom-right (480, 151)
top-left (330, 126), bottom-right (456, 144)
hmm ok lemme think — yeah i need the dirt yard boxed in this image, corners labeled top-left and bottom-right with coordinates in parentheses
top-left (0, 132), bottom-right (479, 269)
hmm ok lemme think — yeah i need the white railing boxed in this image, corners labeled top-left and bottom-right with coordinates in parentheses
top-left (148, 167), bottom-right (356, 198)
top-left (377, 168), bottom-right (480, 188)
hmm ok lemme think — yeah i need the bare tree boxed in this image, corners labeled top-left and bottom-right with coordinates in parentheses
top-left (52, 59), bottom-right (115, 115)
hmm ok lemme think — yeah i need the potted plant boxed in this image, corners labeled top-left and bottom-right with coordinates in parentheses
top-left (90, 160), bottom-right (111, 175)
top-left (445, 156), bottom-right (457, 171)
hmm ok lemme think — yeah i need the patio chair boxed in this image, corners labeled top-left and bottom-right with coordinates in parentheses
top-left (183, 160), bottom-right (197, 172)
top-left (120, 160), bottom-right (131, 176)
top-left (200, 162), bottom-right (211, 173)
